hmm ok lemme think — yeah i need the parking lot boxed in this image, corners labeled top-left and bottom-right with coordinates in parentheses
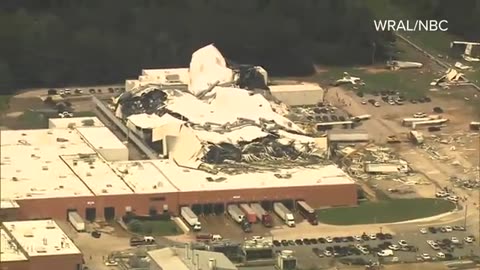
top-left (269, 224), bottom-right (479, 268)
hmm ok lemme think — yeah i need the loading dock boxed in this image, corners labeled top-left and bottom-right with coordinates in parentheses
top-left (85, 207), bottom-right (96, 222)
top-left (104, 207), bottom-right (115, 221)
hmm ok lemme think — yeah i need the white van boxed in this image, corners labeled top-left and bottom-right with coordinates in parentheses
top-left (377, 249), bottom-right (394, 257)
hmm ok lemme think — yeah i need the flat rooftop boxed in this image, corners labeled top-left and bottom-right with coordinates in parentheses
top-left (2, 220), bottom-right (81, 257)
top-left (1, 129), bottom-right (96, 200)
top-left (48, 116), bottom-right (105, 129)
top-left (0, 200), bottom-right (20, 209)
top-left (1, 228), bottom-right (28, 262)
top-left (112, 161), bottom-right (178, 194)
top-left (76, 127), bottom-right (127, 150)
top-left (64, 154), bottom-right (133, 196)
top-left (269, 81), bottom-right (323, 92)
top-left (153, 160), bottom-right (355, 192)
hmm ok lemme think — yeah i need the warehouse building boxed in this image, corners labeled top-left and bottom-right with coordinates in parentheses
top-left (0, 220), bottom-right (83, 270)
top-left (1, 124), bottom-right (356, 222)
top-left (148, 246), bottom-right (237, 270)
top-left (48, 116), bottom-right (105, 129)
top-left (268, 81), bottom-right (324, 106)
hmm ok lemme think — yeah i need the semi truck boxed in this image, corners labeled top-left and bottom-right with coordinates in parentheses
top-left (180, 206), bottom-right (202, 231)
top-left (239, 204), bottom-right (257, 223)
top-left (296, 200), bottom-right (318, 225)
top-left (227, 205), bottom-right (245, 223)
top-left (273, 202), bottom-right (295, 227)
top-left (250, 203), bottom-right (273, 227)
top-left (227, 205), bottom-right (252, 232)
top-left (68, 211), bottom-right (85, 232)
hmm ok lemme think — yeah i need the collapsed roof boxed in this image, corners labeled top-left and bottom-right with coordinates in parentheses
top-left (116, 44), bottom-right (327, 171)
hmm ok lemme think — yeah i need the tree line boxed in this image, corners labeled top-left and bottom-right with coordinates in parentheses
top-left (0, 0), bottom-right (398, 94)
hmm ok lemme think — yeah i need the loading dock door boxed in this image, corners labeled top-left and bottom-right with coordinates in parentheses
top-left (85, 208), bottom-right (96, 222)
top-left (104, 207), bottom-right (115, 221)
top-left (66, 208), bottom-right (77, 220)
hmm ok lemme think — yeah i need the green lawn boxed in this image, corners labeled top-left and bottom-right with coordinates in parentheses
top-left (17, 110), bottom-right (49, 129)
top-left (127, 219), bottom-right (180, 236)
top-left (317, 198), bottom-right (456, 225)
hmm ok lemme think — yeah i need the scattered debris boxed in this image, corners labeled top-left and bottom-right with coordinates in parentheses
top-left (430, 68), bottom-right (468, 86)
top-left (454, 62), bottom-right (472, 70)
top-left (387, 60), bottom-right (423, 70)
top-left (450, 41), bottom-right (480, 60)
top-left (333, 72), bottom-right (365, 86)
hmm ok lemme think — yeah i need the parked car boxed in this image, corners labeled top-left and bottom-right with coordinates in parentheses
top-left (433, 106), bottom-right (444, 113)
top-left (421, 253), bottom-right (431, 260)
top-left (413, 112), bottom-right (427, 118)
top-left (91, 231), bottom-right (101, 238)
top-left (318, 237), bottom-right (326, 243)
top-left (398, 240), bottom-right (408, 247)
top-left (428, 227), bottom-right (437, 233)
top-left (384, 233), bottom-right (393, 239)
top-left (325, 236), bottom-right (333, 243)
top-left (295, 239), bottom-right (303, 245)
top-left (420, 228), bottom-right (428, 234)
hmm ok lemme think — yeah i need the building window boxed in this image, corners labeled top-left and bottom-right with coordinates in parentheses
top-left (150, 197), bottom-right (165, 201)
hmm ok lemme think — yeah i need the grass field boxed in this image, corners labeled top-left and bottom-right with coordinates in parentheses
top-left (17, 110), bottom-right (49, 129)
top-left (317, 198), bottom-right (456, 225)
top-left (127, 219), bottom-right (180, 236)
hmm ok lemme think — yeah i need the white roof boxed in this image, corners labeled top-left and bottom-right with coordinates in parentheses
top-left (64, 155), bottom-right (133, 196)
top-left (127, 113), bottom-right (184, 129)
top-left (0, 200), bottom-right (20, 209)
top-left (76, 127), bottom-right (127, 150)
top-left (112, 161), bottom-right (178, 194)
top-left (192, 125), bottom-right (269, 145)
top-left (269, 81), bottom-right (323, 92)
top-left (141, 68), bottom-right (190, 84)
top-left (1, 228), bottom-right (27, 262)
top-left (153, 160), bottom-right (355, 192)
top-left (148, 247), bottom-right (237, 270)
top-left (1, 129), bottom-right (95, 200)
top-left (48, 117), bottom-right (104, 129)
top-left (2, 220), bottom-right (81, 257)
top-left (164, 88), bottom-right (304, 133)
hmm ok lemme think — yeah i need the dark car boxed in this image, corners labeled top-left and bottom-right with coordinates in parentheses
top-left (424, 96), bottom-right (431, 102)
top-left (333, 237), bottom-right (342, 243)
top-left (410, 99), bottom-right (418, 104)
top-left (273, 240), bottom-right (281, 247)
top-left (303, 238), bottom-right (311, 245)
top-left (433, 106), bottom-right (444, 113)
top-left (288, 240), bottom-right (295, 246)
top-left (428, 227), bottom-right (437, 233)
top-left (310, 238), bottom-right (318, 244)
top-left (91, 231), bottom-right (101, 238)
top-left (318, 237), bottom-right (326, 244)
top-left (108, 88), bottom-right (115, 93)
top-left (331, 115), bottom-right (338, 121)
top-left (322, 115), bottom-right (329, 122)
top-left (361, 234), bottom-right (370, 241)
top-left (346, 236), bottom-right (354, 242)
top-left (376, 233), bottom-right (385, 240)
top-left (418, 97), bottom-right (426, 103)
top-left (384, 233), bottom-right (393, 239)
top-left (281, 240), bottom-right (289, 246)
top-left (47, 89), bottom-right (57, 95)
top-left (295, 239), bottom-right (303, 245)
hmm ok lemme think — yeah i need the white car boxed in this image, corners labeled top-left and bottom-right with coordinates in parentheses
top-left (464, 237), bottom-right (474, 243)
top-left (369, 234), bottom-right (377, 240)
top-left (374, 101), bottom-right (380, 107)
top-left (451, 236), bottom-right (459, 244)
top-left (388, 245), bottom-right (400, 251)
top-left (444, 226), bottom-right (453, 232)
top-left (360, 247), bottom-right (369, 255)
top-left (413, 112), bottom-right (427, 118)
top-left (398, 240), bottom-right (408, 247)
top-left (58, 112), bottom-right (73, 118)
top-left (324, 250), bottom-right (332, 257)
top-left (436, 252), bottom-right (446, 259)
top-left (421, 253), bottom-right (431, 260)
top-left (447, 196), bottom-right (459, 202)
top-left (435, 191), bottom-right (449, 198)
top-left (388, 99), bottom-right (396, 105)
top-left (420, 228), bottom-right (428, 234)
top-left (325, 236), bottom-right (333, 243)
top-left (377, 249), bottom-right (393, 257)
top-left (252, 236), bottom-right (264, 241)
top-left (354, 235), bottom-right (362, 241)
top-left (361, 100), bottom-right (367, 105)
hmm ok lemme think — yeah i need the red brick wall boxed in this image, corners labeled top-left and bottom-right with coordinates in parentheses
top-left (15, 192), bottom-right (178, 221)
top-left (178, 184), bottom-right (357, 209)
top-left (29, 254), bottom-right (83, 270)
top-left (14, 184), bottom-right (355, 220)
top-left (0, 260), bottom-right (30, 270)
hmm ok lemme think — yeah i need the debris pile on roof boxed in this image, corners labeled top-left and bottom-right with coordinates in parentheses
top-left (114, 44), bottom-right (328, 171)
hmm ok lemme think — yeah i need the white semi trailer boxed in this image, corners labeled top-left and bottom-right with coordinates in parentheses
top-left (273, 202), bottom-right (295, 227)
top-left (68, 211), bottom-right (86, 232)
top-left (180, 207), bottom-right (202, 231)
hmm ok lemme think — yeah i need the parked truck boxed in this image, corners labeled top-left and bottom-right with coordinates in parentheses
top-left (239, 204), bottom-right (257, 223)
top-left (68, 211), bottom-right (85, 232)
top-left (250, 203), bottom-right (273, 227)
top-left (227, 205), bottom-right (245, 223)
top-left (273, 202), bottom-right (295, 227)
top-left (296, 200), bottom-right (318, 225)
top-left (181, 207), bottom-right (202, 231)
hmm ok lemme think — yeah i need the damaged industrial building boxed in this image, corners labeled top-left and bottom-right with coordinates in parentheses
top-left (0, 44), bottom-right (356, 226)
